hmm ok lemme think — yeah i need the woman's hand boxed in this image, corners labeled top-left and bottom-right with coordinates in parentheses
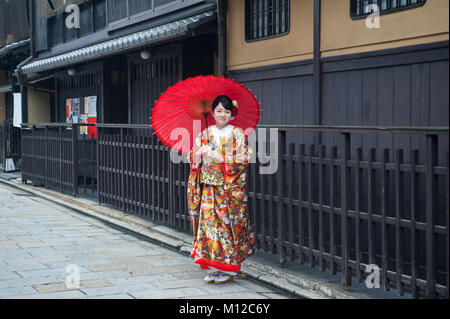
top-left (206, 150), bottom-right (224, 163)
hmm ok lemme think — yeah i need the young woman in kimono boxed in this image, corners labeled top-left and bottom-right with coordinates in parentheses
top-left (187, 95), bottom-right (257, 284)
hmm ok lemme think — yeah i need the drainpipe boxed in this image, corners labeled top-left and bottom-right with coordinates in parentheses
top-left (216, 0), bottom-right (227, 77)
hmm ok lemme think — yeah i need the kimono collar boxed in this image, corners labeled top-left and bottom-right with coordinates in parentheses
top-left (211, 125), bottom-right (234, 138)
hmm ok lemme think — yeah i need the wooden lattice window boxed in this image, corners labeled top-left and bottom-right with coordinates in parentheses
top-left (245, 0), bottom-right (290, 42)
top-left (350, 0), bottom-right (427, 19)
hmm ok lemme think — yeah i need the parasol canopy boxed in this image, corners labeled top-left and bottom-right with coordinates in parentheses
top-left (151, 75), bottom-right (260, 154)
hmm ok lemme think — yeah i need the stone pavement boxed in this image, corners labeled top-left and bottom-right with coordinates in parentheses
top-left (0, 182), bottom-right (294, 299)
top-left (2, 175), bottom-right (411, 300)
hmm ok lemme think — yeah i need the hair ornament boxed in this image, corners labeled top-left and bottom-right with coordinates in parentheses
top-left (232, 100), bottom-right (239, 108)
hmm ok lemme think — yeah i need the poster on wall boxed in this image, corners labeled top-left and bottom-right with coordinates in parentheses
top-left (72, 98), bottom-right (80, 123)
top-left (65, 98), bottom-right (73, 123)
top-left (86, 96), bottom-right (97, 138)
top-left (79, 114), bottom-right (88, 135)
top-left (65, 96), bottom-right (97, 138)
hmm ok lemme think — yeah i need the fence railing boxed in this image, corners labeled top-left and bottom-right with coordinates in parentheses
top-left (1, 120), bottom-right (21, 171)
top-left (21, 123), bottom-right (96, 196)
top-left (20, 123), bottom-right (449, 299)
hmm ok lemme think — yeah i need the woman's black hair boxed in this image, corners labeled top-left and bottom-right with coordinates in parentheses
top-left (211, 95), bottom-right (238, 116)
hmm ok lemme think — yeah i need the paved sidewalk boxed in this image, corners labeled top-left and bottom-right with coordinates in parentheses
top-left (1, 175), bottom-right (410, 299)
top-left (0, 183), bottom-right (293, 299)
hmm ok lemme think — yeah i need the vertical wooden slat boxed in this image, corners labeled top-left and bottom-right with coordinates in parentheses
top-left (91, 131), bottom-right (95, 194)
top-left (261, 156), bottom-right (267, 251)
top-left (425, 134), bottom-right (437, 298)
top-left (157, 139), bottom-right (161, 222)
top-left (308, 144), bottom-right (315, 268)
top-left (146, 136), bottom-right (151, 219)
top-left (83, 132), bottom-right (87, 194)
top-left (446, 151), bottom-right (449, 300)
top-left (395, 149), bottom-right (405, 296)
top-left (410, 149), bottom-right (419, 298)
top-left (169, 147), bottom-right (174, 227)
top-left (288, 143), bottom-right (295, 261)
top-left (277, 130), bottom-right (286, 265)
top-left (298, 144), bottom-right (305, 265)
top-left (269, 151), bottom-right (275, 254)
top-left (151, 129), bottom-right (156, 220)
top-left (381, 148), bottom-right (390, 291)
top-left (368, 148), bottom-right (376, 267)
top-left (330, 146), bottom-right (337, 275)
top-left (134, 135), bottom-right (138, 215)
top-left (138, 135), bottom-right (143, 216)
top-left (318, 145), bottom-right (325, 271)
top-left (355, 147), bottom-right (362, 282)
top-left (45, 126), bottom-right (49, 189)
top-left (251, 147), bottom-right (258, 236)
top-left (120, 128), bottom-right (125, 211)
top-left (340, 132), bottom-right (351, 286)
top-left (105, 134), bottom-right (109, 206)
top-left (72, 125), bottom-right (78, 197)
top-left (59, 126), bottom-right (63, 194)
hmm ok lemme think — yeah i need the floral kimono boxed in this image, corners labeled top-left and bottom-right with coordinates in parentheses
top-left (187, 125), bottom-right (257, 272)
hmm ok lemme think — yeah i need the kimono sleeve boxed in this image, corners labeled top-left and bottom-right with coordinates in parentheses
top-left (187, 131), bottom-right (204, 235)
top-left (221, 129), bottom-right (252, 176)
top-left (189, 131), bottom-right (203, 170)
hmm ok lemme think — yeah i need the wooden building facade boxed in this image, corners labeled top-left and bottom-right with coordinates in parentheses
top-left (8, 0), bottom-right (450, 298)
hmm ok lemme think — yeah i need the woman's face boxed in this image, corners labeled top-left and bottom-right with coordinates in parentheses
top-left (212, 103), bottom-right (233, 128)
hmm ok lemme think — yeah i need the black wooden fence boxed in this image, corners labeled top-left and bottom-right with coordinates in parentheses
top-left (21, 123), bottom-right (96, 195)
top-left (1, 120), bottom-right (21, 171)
top-left (20, 123), bottom-right (449, 299)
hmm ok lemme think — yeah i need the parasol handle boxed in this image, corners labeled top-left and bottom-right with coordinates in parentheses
top-left (203, 113), bottom-right (210, 144)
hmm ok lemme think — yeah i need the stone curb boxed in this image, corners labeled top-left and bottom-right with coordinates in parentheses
top-left (1, 177), bottom-right (372, 299)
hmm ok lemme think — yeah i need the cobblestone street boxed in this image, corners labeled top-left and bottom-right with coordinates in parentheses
top-left (0, 183), bottom-right (292, 299)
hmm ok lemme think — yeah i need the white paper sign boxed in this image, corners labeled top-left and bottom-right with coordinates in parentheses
top-left (5, 158), bottom-right (15, 172)
top-left (13, 93), bottom-right (22, 128)
top-left (87, 96), bottom-right (97, 117)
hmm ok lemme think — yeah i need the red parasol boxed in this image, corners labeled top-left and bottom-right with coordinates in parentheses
top-left (151, 75), bottom-right (260, 154)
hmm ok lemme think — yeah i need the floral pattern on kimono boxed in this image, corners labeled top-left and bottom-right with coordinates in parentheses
top-left (187, 126), bottom-right (257, 272)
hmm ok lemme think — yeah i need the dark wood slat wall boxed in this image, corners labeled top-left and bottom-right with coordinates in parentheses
top-left (229, 42), bottom-right (449, 165)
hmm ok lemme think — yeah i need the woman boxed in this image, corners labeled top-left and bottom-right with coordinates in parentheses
top-left (187, 95), bottom-right (257, 284)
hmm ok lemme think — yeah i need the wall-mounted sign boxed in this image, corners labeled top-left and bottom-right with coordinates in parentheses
top-left (66, 95), bottom-right (97, 138)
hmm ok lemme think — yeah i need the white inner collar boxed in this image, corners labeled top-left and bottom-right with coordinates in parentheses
top-left (211, 125), bottom-right (233, 146)
top-left (212, 124), bottom-right (233, 136)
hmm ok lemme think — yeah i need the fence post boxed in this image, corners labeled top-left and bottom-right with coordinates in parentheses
top-left (395, 149), bottom-right (405, 296)
top-left (96, 126), bottom-right (101, 204)
top-left (381, 148), bottom-right (390, 291)
top-left (340, 132), bottom-right (351, 286)
top-left (120, 127), bottom-right (125, 212)
top-left (72, 125), bottom-right (78, 197)
top-left (59, 126), bottom-right (63, 193)
top-left (45, 126), bottom-right (49, 189)
top-left (169, 150), bottom-right (174, 227)
top-left (425, 134), bottom-right (438, 298)
top-left (277, 129), bottom-right (286, 265)
top-left (32, 125), bottom-right (35, 185)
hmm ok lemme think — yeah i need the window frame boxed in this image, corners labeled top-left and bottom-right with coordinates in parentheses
top-left (349, 0), bottom-right (427, 20)
top-left (244, 0), bottom-right (291, 43)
